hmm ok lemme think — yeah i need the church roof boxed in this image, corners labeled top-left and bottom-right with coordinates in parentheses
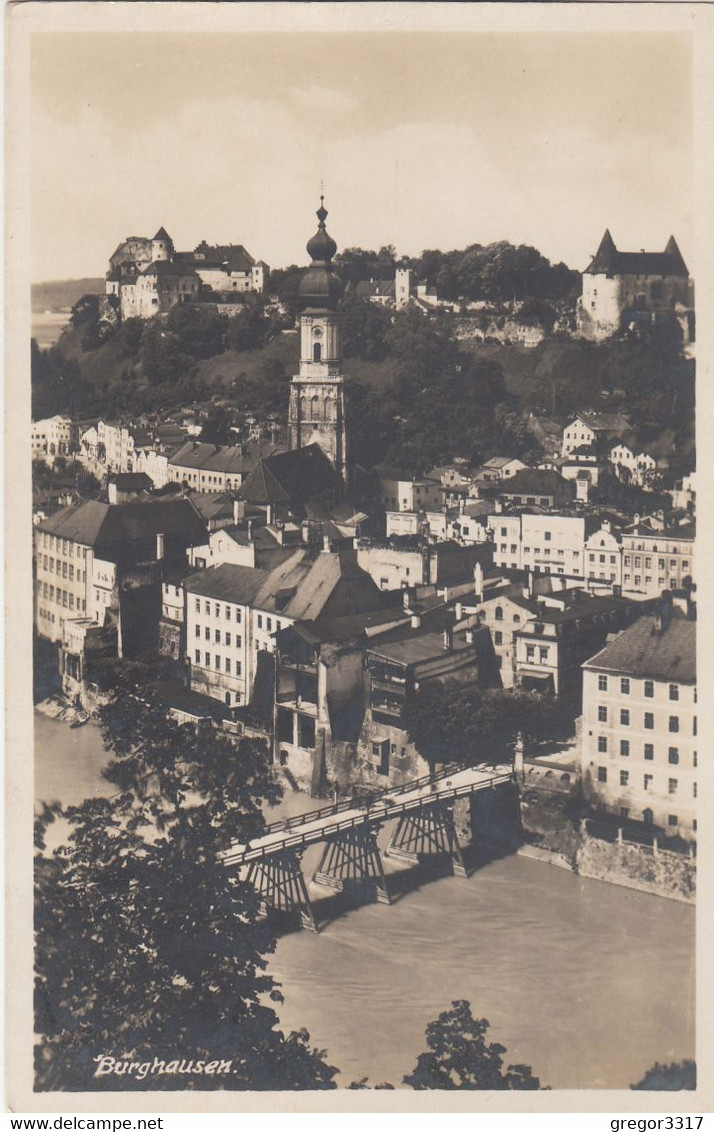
top-left (238, 444), bottom-right (342, 507)
top-left (585, 230), bottom-right (688, 277)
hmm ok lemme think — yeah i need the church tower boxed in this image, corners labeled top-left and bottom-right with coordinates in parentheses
top-left (288, 199), bottom-right (348, 482)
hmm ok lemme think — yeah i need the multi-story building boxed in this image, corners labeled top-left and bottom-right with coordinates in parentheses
top-left (609, 442), bottom-right (658, 489)
top-left (513, 592), bottom-right (644, 701)
top-left (378, 471), bottom-right (444, 514)
top-left (583, 522), bottom-right (623, 587)
top-left (34, 498), bottom-right (208, 643)
top-left (31, 415), bottom-right (72, 465)
top-left (576, 230), bottom-right (692, 342)
top-left (488, 511), bottom-right (589, 577)
top-left (167, 442), bottom-right (250, 493)
top-left (580, 606), bottom-right (696, 838)
top-left (106, 228), bottom-right (268, 321)
top-left (621, 518), bottom-right (695, 596)
top-left (474, 591), bottom-right (539, 688)
top-left (562, 412), bottom-right (630, 458)
top-left (481, 457), bottom-right (529, 480)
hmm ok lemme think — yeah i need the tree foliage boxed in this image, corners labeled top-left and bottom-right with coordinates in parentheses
top-left (631, 1060), bottom-right (696, 1091)
top-left (404, 1000), bottom-right (544, 1090)
top-left (404, 681), bottom-right (575, 767)
top-left (34, 675), bottom-right (338, 1091)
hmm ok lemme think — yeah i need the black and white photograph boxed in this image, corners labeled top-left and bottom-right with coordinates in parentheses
top-left (6, 0), bottom-right (714, 1115)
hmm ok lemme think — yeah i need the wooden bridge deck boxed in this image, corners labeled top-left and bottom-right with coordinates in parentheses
top-left (221, 763), bottom-right (513, 868)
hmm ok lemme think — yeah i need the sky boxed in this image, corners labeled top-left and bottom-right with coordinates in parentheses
top-left (31, 31), bottom-right (693, 281)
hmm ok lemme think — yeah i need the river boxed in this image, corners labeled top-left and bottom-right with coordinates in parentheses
top-left (34, 711), bottom-right (695, 1091)
top-left (31, 312), bottom-right (69, 349)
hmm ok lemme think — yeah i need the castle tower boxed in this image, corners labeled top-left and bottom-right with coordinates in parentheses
top-left (395, 267), bottom-right (411, 310)
top-left (288, 199), bottom-right (348, 482)
top-left (151, 227), bottom-right (174, 263)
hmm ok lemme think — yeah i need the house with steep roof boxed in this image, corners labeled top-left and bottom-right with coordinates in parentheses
top-left (238, 443), bottom-right (343, 521)
top-left (562, 412), bottom-right (631, 458)
top-left (577, 230), bottom-right (693, 341)
top-left (580, 605), bottom-right (696, 838)
top-left (34, 497), bottom-right (208, 643)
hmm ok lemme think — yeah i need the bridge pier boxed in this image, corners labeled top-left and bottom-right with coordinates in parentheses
top-left (313, 827), bottom-right (391, 905)
top-left (246, 849), bottom-right (319, 933)
top-left (386, 803), bottom-right (468, 878)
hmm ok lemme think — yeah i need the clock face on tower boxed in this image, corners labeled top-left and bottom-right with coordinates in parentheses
top-left (312, 327), bottom-right (323, 339)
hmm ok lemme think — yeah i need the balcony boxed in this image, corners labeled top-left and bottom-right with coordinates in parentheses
top-left (275, 695), bottom-right (317, 718)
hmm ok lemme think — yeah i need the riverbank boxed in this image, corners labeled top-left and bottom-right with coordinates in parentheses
top-left (33, 709), bottom-right (695, 1090)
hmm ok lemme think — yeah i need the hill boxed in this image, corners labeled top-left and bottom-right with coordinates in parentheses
top-left (32, 278), bottom-right (105, 313)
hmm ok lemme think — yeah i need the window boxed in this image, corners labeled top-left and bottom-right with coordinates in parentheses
top-left (644, 713), bottom-right (654, 729)
top-left (644, 774), bottom-right (653, 790)
top-left (620, 709), bottom-right (630, 727)
top-left (257, 615), bottom-right (263, 629)
top-left (643, 808), bottom-right (654, 825)
top-left (236, 636), bottom-right (242, 648)
top-left (236, 661), bottom-right (242, 676)
top-left (215, 656), bottom-right (221, 672)
top-left (620, 770), bottom-right (629, 786)
top-left (644, 680), bottom-right (654, 698)
top-left (205, 652), bottom-right (210, 666)
top-left (267, 617), bottom-right (272, 631)
top-left (668, 778), bottom-right (677, 795)
top-left (668, 747), bottom-right (679, 765)
top-left (215, 604), bottom-right (220, 617)
top-left (669, 683), bottom-right (679, 701)
top-left (620, 740), bottom-right (630, 757)
top-left (225, 632), bottom-right (231, 647)
top-left (597, 767), bottom-right (607, 783)
top-left (598, 675), bottom-right (608, 692)
top-left (495, 607), bottom-right (503, 621)
top-left (225, 658), bottom-right (231, 674)
top-left (598, 706), bottom-right (607, 722)
top-left (526, 645), bottom-right (535, 660)
top-left (195, 650), bottom-right (200, 663)
top-left (215, 630), bottom-right (221, 644)
top-left (195, 624), bottom-right (200, 638)
top-left (621, 678), bottom-right (630, 695)
top-left (624, 555), bottom-right (631, 566)
top-left (669, 716), bottom-right (679, 733)
top-left (597, 736), bottom-right (607, 752)
top-left (205, 627), bottom-right (210, 640)
top-left (668, 815), bottom-right (678, 827)
top-left (539, 647), bottom-right (548, 662)
top-left (544, 531), bottom-right (551, 542)
top-left (494, 631), bottom-right (503, 645)
top-left (619, 807), bottom-right (630, 820)
top-left (644, 744), bottom-right (654, 760)
top-left (693, 751), bottom-right (697, 768)
top-left (500, 527), bottom-right (507, 537)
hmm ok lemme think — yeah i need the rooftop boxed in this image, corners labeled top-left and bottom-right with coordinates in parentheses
top-left (585, 231), bottom-right (688, 277)
top-left (37, 498), bottom-right (207, 548)
top-left (583, 611), bottom-right (696, 682)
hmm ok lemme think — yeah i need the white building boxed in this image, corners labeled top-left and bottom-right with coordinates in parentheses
top-left (562, 412), bottom-right (629, 458)
top-left (580, 609), bottom-right (697, 839)
top-left (379, 474), bottom-right (444, 514)
top-left (621, 519), bottom-right (695, 597)
top-left (487, 512), bottom-right (589, 578)
top-left (609, 443), bottom-right (658, 488)
top-left (583, 523), bottom-right (623, 587)
top-left (32, 416), bottom-right (72, 465)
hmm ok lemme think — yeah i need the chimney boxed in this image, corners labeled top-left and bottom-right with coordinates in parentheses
top-left (233, 499), bottom-right (245, 525)
top-left (442, 626), bottom-right (453, 650)
top-left (524, 568), bottom-right (532, 599)
top-left (653, 591), bottom-right (673, 635)
top-left (465, 627), bottom-right (475, 644)
top-left (323, 534), bottom-right (331, 553)
top-left (410, 613), bottom-right (421, 629)
top-left (602, 519), bottom-right (611, 533)
top-left (403, 588), bottom-right (411, 610)
top-left (474, 561), bottom-right (484, 603)
top-left (247, 518), bottom-right (253, 540)
top-left (156, 532), bottom-right (164, 560)
top-left (455, 601), bottom-right (463, 622)
top-left (459, 495), bottom-right (466, 514)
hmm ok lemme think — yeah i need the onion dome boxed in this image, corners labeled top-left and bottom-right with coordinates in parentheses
top-left (299, 197), bottom-right (344, 309)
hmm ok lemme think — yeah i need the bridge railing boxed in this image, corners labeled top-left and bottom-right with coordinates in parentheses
top-left (260, 758), bottom-right (493, 837)
top-left (223, 768), bottom-right (514, 866)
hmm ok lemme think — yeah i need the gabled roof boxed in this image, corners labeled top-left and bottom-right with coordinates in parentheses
top-left (569, 411), bottom-right (630, 432)
top-left (184, 562), bottom-right (268, 605)
top-left (499, 469), bottom-right (571, 497)
top-left (189, 242), bottom-right (255, 273)
top-left (583, 612), bottom-right (695, 682)
top-left (153, 227), bottom-right (172, 242)
top-left (169, 442), bottom-right (247, 475)
top-left (141, 260), bottom-right (200, 279)
top-left (585, 230), bottom-right (689, 277)
top-left (37, 498), bottom-right (207, 548)
top-left (239, 444), bottom-right (342, 506)
top-left (109, 473), bottom-right (154, 492)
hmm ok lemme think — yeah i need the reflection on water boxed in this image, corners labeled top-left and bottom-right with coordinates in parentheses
top-left (34, 711), bottom-right (695, 1090)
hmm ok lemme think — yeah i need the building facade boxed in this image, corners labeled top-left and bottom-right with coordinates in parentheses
top-left (580, 609), bottom-right (696, 838)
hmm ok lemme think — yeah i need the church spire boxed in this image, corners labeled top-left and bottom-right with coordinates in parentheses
top-left (299, 197), bottom-right (343, 309)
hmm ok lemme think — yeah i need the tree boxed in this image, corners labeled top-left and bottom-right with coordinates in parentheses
top-left (631, 1061), bottom-right (696, 1090)
top-left (341, 296), bottom-right (392, 362)
top-left (404, 1000), bottom-right (544, 1089)
top-left (166, 305), bottom-right (227, 360)
top-left (199, 407), bottom-right (239, 447)
top-left (404, 682), bottom-right (575, 768)
top-left (34, 674), bottom-right (339, 1091)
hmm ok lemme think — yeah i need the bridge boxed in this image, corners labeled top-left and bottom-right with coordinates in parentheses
top-left (221, 761), bottom-right (515, 932)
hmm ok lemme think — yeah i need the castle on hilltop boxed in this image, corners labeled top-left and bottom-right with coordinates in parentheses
top-left (106, 227), bottom-right (268, 320)
top-left (577, 230), bottom-right (694, 342)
